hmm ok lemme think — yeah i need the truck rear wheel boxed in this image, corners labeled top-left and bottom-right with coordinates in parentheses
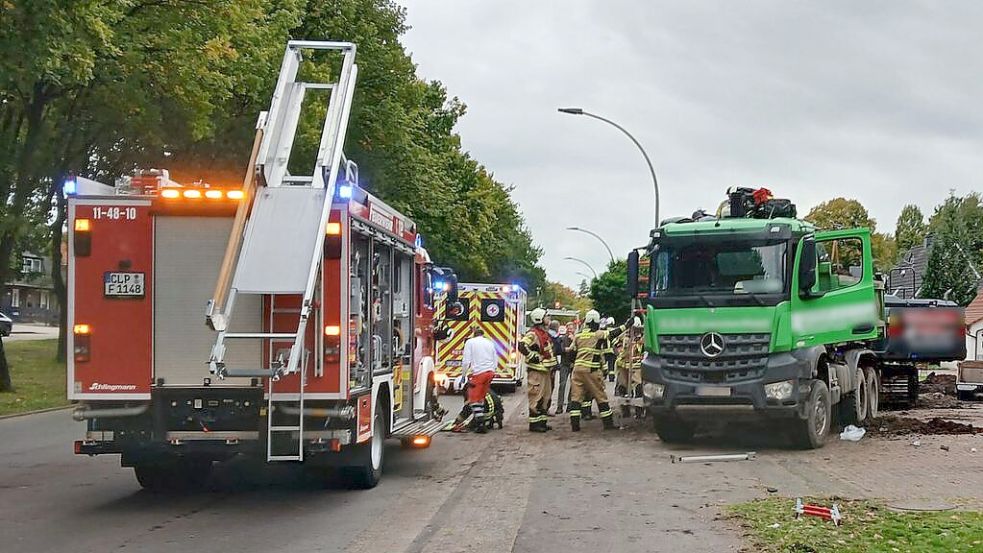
top-left (865, 367), bottom-right (880, 418)
top-left (134, 459), bottom-right (212, 492)
top-left (789, 380), bottom-right (830, 449)
top-left (346, 402), bottom-right (386, 489)
top-left (653, 416), bottom-right (694, 444)
top-left (840, 367), bottom-right (869, 425)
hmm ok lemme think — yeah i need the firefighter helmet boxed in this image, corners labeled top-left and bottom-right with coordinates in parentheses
top-left (530, 307), bottom-right (547, 324)
top-left (584, 310), bottom-right (601, 324)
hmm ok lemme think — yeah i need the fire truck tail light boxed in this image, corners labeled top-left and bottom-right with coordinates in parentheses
top-left (161, 188), bottom-right (180, 199)
top-left (324, 325), bottom-right (341, 336)
top-left (204, 190), bottom-right (223, 199)
top-left (182, 189), bottom-right (202, 199)
top-left (325, 222), bottom-right (341, 235)
top-left (74, 219), bottom-right (92, 256)
top-left (226, 190), bottom-right (245, 200)
top-left (74, 325), bottom-right (91, 362)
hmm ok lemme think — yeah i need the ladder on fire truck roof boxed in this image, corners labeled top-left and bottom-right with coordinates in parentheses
top-left (204, 41), bottom-right (358, 462)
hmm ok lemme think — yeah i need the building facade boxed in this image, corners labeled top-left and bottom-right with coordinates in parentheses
top-left (1, 252), bottom-right (59, 325)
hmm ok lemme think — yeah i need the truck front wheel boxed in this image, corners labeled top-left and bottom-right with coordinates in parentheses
top-left (652, 416), bottom-right (694, 444)
top-left (789, 380), bottom-right (830, 449)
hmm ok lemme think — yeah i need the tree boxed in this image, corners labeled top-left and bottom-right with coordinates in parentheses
top-left (539, 281), bottom-right (592, 313)
top-left (895, 204), bottom-right (927, 253)
top-left (805, 197), bottom-right (896, 271)
top-left (805, 198), bottom-right (875, 231)
top-left (921, 193), bottom-right (983, 305)
top-left (588, 260), bottom-right (630, 322)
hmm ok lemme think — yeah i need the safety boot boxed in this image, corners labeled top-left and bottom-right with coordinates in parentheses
top-left (601, 414), bottom-right (616, 430)
top-left (570, 414), bottom-right (581, 432)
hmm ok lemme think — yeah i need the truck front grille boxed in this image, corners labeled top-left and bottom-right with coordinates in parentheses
top-left (658, 333), bottom-right (771, 384)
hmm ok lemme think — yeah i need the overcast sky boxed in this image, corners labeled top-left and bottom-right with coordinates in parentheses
top-left (399, 1), bottom-right (983, 289)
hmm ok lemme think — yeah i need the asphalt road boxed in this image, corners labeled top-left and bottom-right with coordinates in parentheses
top-left (1, 385), bottom-right (905, 553)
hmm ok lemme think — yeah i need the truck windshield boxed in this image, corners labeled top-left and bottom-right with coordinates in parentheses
top-left (649, 239), bottom-right (788, 306)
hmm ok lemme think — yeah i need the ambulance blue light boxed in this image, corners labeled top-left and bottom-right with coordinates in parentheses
top-left (433, 280), bottom-right (446, 291)
top-left (338, 184), bottom-right (353, 199)
top-left (64, 179), bottom-right (77, 195)
top-left (415, 234), bottom-right (423, 248)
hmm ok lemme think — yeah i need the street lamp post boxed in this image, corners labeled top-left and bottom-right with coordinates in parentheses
top-left (564, 256), bottom-right (598, 279)
top-left (566, 226), bottom-right (614, 263)
top-left (558, 107), bottom-right (661, 227)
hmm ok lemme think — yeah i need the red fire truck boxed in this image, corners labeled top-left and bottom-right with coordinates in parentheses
top-left (68, 41), bottom-right (455, 490)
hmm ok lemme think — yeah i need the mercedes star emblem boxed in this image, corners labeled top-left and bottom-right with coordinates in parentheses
top-left (700, 332), bottom-right (725, 357)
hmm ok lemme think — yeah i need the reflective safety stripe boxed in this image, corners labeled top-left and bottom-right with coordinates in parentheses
top-left (528, 415), bottom-right (548, 423)
top-left (581, 401), bottom-right (592, 407)
top-left (599, 410), bottom-right (613, 417)
top-left (569, 411), bottom-right (581, 417)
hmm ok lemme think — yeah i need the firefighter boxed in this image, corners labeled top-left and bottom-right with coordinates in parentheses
top-left (518, 307), bottom-right (556, 432)
top-left (568, 310), bottom-right (628, 431)
top-left (616, 316), bottom-right (646, 418)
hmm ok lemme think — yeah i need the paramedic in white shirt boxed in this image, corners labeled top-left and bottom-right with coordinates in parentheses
top-left (457, 327), bottom-right (498, 433)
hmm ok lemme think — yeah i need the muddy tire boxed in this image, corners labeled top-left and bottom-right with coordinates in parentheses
top-left (840, 367), bottom-right (869, 425)
top-left (347, 401), bottom-right (386, 489)
top-left (653, 416), bottom-right (694, 444)
top-left (789, 380), bottom-right (830, 450)
top-left (865, 367), bottom-right (880, 419)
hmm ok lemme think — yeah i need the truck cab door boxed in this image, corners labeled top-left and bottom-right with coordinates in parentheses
top-left (792, 229), bottom-right (880, 347)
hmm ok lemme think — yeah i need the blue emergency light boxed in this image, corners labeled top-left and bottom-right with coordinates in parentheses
top-left (64, 178), bottom-right (77, 195)
top-left (337, 184), bottom-right (353, 199)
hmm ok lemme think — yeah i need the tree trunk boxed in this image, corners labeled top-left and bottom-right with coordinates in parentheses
top-left (0, 336), bottom-right (11, 392)
top-left (52, 185), bottom-right (68, 362)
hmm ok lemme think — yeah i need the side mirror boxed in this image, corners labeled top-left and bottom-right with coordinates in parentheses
top-left (627, 250), bottom-right (640, 299)
top-left (798, 236), bottom-right (818, 297)
top-left (446, 273), bottom-right (460, 305)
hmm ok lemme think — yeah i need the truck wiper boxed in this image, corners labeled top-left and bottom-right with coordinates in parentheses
top-left (744, 292), bottom-right (766, 306)
top-left (695, 293), bottom-right (717, 307)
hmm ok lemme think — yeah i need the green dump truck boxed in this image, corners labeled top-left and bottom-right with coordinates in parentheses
top-left (627, 188), bottom-right (964, 448)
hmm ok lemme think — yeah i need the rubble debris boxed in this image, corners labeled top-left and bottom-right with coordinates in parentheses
top-left (867, 415), bottom-right (980, 436)
top-left (920, 372), bottom-right (957, 395)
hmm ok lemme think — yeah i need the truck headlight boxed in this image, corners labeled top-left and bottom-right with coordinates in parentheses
top-left (643, 382), bottom-right (665, 400)
top-left (765, 380), bottom-right (794, 401)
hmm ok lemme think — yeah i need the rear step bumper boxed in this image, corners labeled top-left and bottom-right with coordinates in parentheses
top-left (391, 418), bottom-right (444, 439)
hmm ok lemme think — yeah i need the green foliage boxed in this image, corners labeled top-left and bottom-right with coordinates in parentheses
top-left (921, 193), bottom-right (983, 305)
top-left (588, 260), bottom-right (630, 322)
top-left (895, 204), bottom-right (927, 253)
top-left (730, 498), bottom-right (983, 553)
top-left (537, 281), bottom-right (592, 313)
top-left (805, 198), bottom-right (896, 272)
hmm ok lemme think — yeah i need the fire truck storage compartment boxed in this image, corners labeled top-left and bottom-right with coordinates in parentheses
top-left (154, 216), bottom-right (262, 387)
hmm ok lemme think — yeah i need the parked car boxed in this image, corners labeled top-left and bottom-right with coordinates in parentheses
top-left (0, 311), bottom-right (12, 337)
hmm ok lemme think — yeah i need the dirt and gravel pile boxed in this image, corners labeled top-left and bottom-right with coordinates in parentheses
top-left (868, 415), bottom-right (980, 436)
top-left (920, 372), bottom-right (957, 395)
top-left (916, 392), bottom-right (964, 409)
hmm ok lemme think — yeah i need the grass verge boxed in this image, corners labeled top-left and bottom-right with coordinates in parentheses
top-left (730, 498), bottom-right (983, 552)
top-left (0, 339), bottom-right (67, 416)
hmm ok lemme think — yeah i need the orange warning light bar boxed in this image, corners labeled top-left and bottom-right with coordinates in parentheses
top-left (73, 324), bottom-right (91, 335)
top-left (74, 218), bottom-right (91, 232)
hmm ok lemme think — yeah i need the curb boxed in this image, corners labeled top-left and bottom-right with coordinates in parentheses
top-left (0, 404), bottom-right (73, 420)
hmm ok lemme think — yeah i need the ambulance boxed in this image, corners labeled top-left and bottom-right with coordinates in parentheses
top-left (434, 283), bottom-right (527, 392)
